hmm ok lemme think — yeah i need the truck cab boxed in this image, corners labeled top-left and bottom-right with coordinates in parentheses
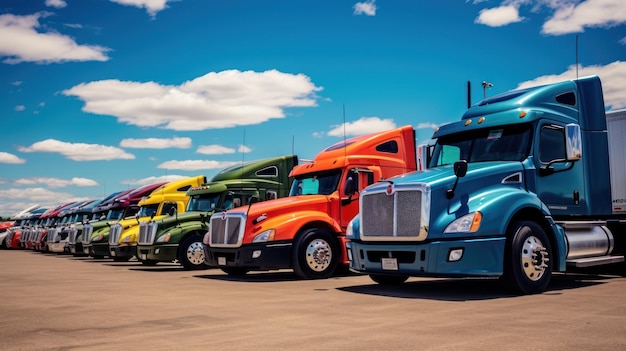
top-left (347, 76), bottom-right (626, 294)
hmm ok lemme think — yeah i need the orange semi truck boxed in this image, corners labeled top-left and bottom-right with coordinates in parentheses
top-left (204, 125), bottom-right (418, 279)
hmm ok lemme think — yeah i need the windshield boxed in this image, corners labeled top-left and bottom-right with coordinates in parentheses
top-left (289, 169), bottom-right (342, 196)
top-left (188, 194), bottom-right (221, 212)
top-left (429, 125), bottom-right (531, 168)
top-left (107, 208), bottom-right (125, 220)
top-left (138, 204), bottom-right (159, 218)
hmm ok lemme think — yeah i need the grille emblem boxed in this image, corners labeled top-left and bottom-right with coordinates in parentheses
top-left (386, 184), bottom-right (394, 196)
top-left (221, 212), bottom-right (226, 220)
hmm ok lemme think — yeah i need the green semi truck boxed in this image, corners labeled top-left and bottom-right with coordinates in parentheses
top-left (136, 155), bottom-right (298, 270)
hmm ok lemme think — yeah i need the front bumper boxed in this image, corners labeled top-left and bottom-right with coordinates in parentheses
top-left (204, 241), bottom-right (292, 270)
top-left (137, 244), bottom-right (179, 263)
top-left (47, 242), bottom-right (68, 253)
top-left (110, 244), bottom-right (136, 259)
top-left (346, 237), bottom-right (506, 277)
top-left (92, 243), bottom-right (109, 258)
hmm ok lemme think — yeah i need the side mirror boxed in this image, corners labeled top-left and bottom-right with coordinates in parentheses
top-left (453, 161), bottom-right (468, 178)
top-left (249, 196), bottom-right (259, 205)
top-left (344, 177), bottom-right (356, 197)
top-left (565, 123), bottom-right (582, 161)
top-left (168, 207), bottom-right (177, 217)
top-left (447, 161), bottom-right (468, 199)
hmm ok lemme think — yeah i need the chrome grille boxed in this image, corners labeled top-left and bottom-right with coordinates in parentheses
top-left (68, 227), bottom-right (79, 243)
top-left (47, 228), bottom-right (59, 243)
top-left (361, 187), bottom-right (428, 241)
top-left (109, 224), bottom-right (122, 245)
top-left (138, 222), bottom-right (158, 245)
top-left (209, 213), bottom-right (245, 247)
top-left (82, 225), bottom-right (93, 244)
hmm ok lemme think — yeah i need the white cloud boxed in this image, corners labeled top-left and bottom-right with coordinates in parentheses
top-left (354, 0), bottom-right (377, 16)
top-left (621, 36), bottom-right (626, 45)
top-left (196, 144), bottom-right (236, 155)
top-left (326, 117), bottom-right (397, 137)
top-left (157, 160), bottom-right (240, 171)
top-left (12, 81), bottom-right (22, 86)
top-left (119, 137), bottom-right (192, 149)
top-left (109, 0), bottom-right (173, 16)
top-left (0, 187), bottom-right (87, 203)
top-left (13, 177), bottom-right (98, 188)
top-left (516, 61), bottom-right (626, 109)
top-left (15, 105), bottom-right (25, 111)
top-left (45, 0), bottom-right (67, 8)
top-left (542, 0), bottom-right (626, 35)
top-left (0, 152), bottom-right (26, 164)
top-left (63, 69), bottom-right (322, 131)
top-left (120, 175), bottom-right (187, 185)
top-left (238, 145), bottom-right (252, 153)
top-left (473, 0), bottom-right (626, 35)
top-left (475, 5), bottom-right (524, 27)
top-left (18, 139), bottom-right (135, 161)
top-left (0, 13), bottom-right (110, 64)
top-left (416, 122), bottom-right (440, 130)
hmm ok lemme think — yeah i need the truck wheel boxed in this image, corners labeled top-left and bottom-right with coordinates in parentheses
top-left (179, 235), bottom-right (209, 270)
top-left (221, 267), bottom-right (248, 276)
top-left (369, 274), bottom-right (409, 285)
top-left (502, 221), bottom-right (552, 294)
top-left (292, 228), bottom-right (338, 279)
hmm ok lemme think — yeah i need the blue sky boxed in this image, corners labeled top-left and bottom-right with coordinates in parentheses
top-left (1, 0), bottom-right (625, 216)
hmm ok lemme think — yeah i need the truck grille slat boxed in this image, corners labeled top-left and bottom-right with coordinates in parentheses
top-left (81, 225), bottom-right (93, 244)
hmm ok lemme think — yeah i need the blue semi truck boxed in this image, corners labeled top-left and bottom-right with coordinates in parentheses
top-left (346, 75), bottom-right (626, 294)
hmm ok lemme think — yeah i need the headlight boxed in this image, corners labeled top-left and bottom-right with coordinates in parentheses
top-left (346, 219), bottom-right (354, 239)
top-left (444, 212), bottom-right (482, 233)
top-left (156, 233), bottom-right (171, 243)
top-left (252, 229), bottom-right (275, 243)
top-left (122, 236), bottom-right (131, 243)
top-left (95, 234), bottom-right (104, 241)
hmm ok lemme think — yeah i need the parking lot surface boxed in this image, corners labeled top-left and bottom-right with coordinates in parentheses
top-left (1, 250), bottom-right (626, 351)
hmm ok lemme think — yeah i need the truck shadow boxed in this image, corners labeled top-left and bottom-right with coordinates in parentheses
top-left (195, 270), bottom-right (300, 282)
top-left (129, 264), bottom-right (185, 272)
top-left (336, 272), bottom-right (618, 301)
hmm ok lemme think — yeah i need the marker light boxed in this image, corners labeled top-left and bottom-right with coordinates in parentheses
top-left (465, 119), bottom-right (472, 126)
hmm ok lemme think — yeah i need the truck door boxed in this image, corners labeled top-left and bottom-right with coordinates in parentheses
top-left (340, 168), bottom-right (375, 229)
top-left (533, 122), bottom-right (586, 215)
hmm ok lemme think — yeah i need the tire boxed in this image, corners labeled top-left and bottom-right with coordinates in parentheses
top-left (502, 221), bottom-right (552, 294)
top-left (369, 274), bottom-right (409, 285)
top-left (178, 235), bottom-right (209, 270)
top-left (292, 228), bottom-right (339, 279)
top-left (221, 267), bottom-right (249, 276)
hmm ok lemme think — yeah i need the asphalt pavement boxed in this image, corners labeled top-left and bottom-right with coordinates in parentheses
top-left (1, 249), bottom-right (626, 351)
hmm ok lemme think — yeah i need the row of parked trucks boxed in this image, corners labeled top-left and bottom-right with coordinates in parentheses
top-left (2, 76), bottom-right (625, 294)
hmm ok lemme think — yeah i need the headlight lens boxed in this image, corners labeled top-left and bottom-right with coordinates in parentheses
top-left (156, 233), bottom-right (171, 243)
top-left (444, 212), bottom-right (482, 233)
top-left (252, 229), bottom-right (275, 243)
top-left (346, 219), bottom-right (354, 239)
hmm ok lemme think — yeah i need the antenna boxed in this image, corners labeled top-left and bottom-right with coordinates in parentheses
top-left (343, 104), bottom-right (347, 164)
top-left (576, 34), bottom-right (578, 80)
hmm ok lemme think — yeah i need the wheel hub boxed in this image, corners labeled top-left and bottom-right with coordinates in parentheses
top-left (305, 239), bottom-right (332, 272)
top-left (521, 235), bottom-right (549, 281)
top-left (186, 242), bottom-right (206, 265)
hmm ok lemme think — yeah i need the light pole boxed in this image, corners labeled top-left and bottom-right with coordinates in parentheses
top-left (482, 81), bottom-right (493, 99)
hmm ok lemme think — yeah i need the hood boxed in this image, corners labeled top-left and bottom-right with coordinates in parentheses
top-left (231, 195), bottom-right (331, 220)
